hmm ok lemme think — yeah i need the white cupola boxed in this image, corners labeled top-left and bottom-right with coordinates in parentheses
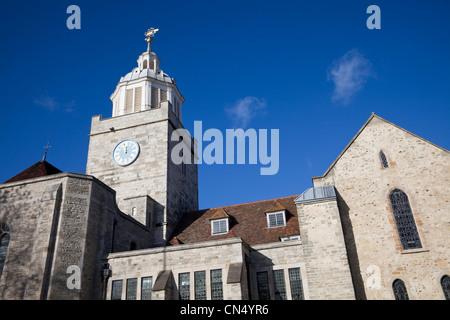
top-left (110, 28), bottom-right (184, 121)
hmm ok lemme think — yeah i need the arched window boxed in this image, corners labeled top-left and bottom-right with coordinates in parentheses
top-left (441, 275), bottom-right (450, 300)
top-left (389, 189), bottom-right (422, 250)
top-left (0, 222), bottom-right (11, 280)
top-left (143, 60), bottom-right (148, 69)
top-left (380, 151), bottom-right (389, 168)
top-left (393, 279), bottom-right (409, 300)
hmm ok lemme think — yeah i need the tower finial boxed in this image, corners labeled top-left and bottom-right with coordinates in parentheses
top-left (42, 142), bottom-right (52, 161)
top-left (145, 27), bottom-right (159, 52)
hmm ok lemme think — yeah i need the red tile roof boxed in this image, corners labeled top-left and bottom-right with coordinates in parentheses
top-left (3, 160), bottom-right (62, 184)
top-left (168, 195), bottom-right (300, 246)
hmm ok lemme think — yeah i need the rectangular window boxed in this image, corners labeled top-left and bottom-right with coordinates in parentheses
top-left (141, 276), bottom-right (153, 300)
top-left (288, 268), bottom-right (304, 300)
top-left (194, 271), bottom-right (206, 300)
top-left (280, 235), bottom-right (300, 242)
top-left (210, 269), bottom-right (223, 300)
top-left (273, 270), bottom-right (287, 300)
top-left (266, 211), bottom-right (286, 228)
top-left (151, 87), bottom-right (159, 108)
top-left (179, 273), bottom-right (190, 300)
top-left (256, 271), bottom-right (270, 300)
top-left (134, 86), bottom-right (142, 110)
top-left (211, 219), bottom-right (229, 235)
top-left (160, 89), bottom-right (168, 102)
top-left (111, 280), bottom-right (123, 300)
top-left (126, 278), bottom-right (137, 300)
top-left (126, 89), bottom-right (134, 114)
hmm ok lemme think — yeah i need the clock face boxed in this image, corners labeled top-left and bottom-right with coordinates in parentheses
top-left (113, 139), bottom-right (140, 166)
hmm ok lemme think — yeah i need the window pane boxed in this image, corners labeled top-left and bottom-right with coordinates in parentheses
top-left (194, 271), bottom-right (206, 300)
top-left (389, 189), bottom-right (422, 250)
top-left (441, 275), bottom-right (450, 300)
top-left (288, 268), bottom-right (304, 300)
top-left (273, 270), bottom-right (287, 300)
top-left (267, 212), bottom-right (285, 228)
top-left (0, 222), bottom-right (10, 233)
top-left (380, 151), bottom-right (389, 168)
top-left (0, 233), bottom-right (10, 279)
top-left (256, 271), bottom-right (270, 300)
top-left (268, 214), bottom-right (276, 227)
top-left (179, 273), bottom-right (190, 300)
top-left (212, 219), bottom-right (228, 234)
top-left (393, 279), bottom-right (409, 300)
top-left (126, 278), bottom-right (137, 300)
top-left (141, 277), bottom-right (153, 300)
top-left (277, 213), bottom-right (285, 225)
top-left (211, 269), bottom-right (223, 300)
top-left (220, 220), bottom-right (227, 232)
top-left (111, 280), bottom-right (123, 300)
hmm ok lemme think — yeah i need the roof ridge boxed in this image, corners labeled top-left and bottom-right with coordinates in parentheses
top-left (197, 194), bottom-right (300, 212)
top-left (3, 160), bottom-right (62, 184)
top-left (312, 112), bottom-right (449, 181)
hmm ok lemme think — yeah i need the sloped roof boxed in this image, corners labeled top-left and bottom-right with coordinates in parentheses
top-left (3, 160), bottom-right (62, 184)
top-left (313, 113), bottom-right (449, 181)
top-left (209, 208), bottom-right (230, 220)
top-left (168, 195), bottom-right (300, 246)
top-left (264, 200), bottom-right (286, 213)
top-left (295, 186), bottom-right (336, 204)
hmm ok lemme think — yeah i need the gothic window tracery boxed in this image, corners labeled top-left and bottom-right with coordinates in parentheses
top-left (389, 189), bottom-right (422, 250)
top-left (393, 279), bottom-right (409, 300)
top-left (380, 151), bottom-right (389, 168)
top-left (0, 222), bottom-right (10, 280)
top-left (441, 275), bottom-right (450, 300)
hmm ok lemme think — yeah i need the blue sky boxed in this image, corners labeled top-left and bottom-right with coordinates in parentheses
top-left (0, 0), bottom-right (449, 209)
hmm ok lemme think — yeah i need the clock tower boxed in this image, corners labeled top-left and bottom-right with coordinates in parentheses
top-left (86, 29), bottom-right (198, 247)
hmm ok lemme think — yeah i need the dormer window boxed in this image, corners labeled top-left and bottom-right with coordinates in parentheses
top-left (211, 218), bottom-right (229, 235)
top-left (266, 210), bottom-right (286, 228)
top-left (210, 208), bottom-right (230, 235)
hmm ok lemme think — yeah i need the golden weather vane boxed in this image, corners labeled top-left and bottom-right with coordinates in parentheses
top-left (145, 27), bottom-right (159, 52)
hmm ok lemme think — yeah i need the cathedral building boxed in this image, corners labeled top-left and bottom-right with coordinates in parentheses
top-left (0, 30), bottom-right (449, 300)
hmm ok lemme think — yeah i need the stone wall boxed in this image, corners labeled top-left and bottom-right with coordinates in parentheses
top-left (295, 198), bottom-right (355, 299)
top-left (313, 115), bottom-right (450, 299)
top-left (249, 241), bottom-right (308, 300)
top-left (105, 238), bottom-right (249, 300)
top-left (0, 172), bottom-right (152, 300)
top-left (86, 106), bottom-right (170, 230)
top-left (0, 176), bottom-right (63, 299)
top-left (105, 238), bottom-right (310, 300)
top-left (86, 102), bottom-right (198, 246)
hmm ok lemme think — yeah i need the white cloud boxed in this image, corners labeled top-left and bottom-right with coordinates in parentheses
top-left (328, 49), bottom-right (374, 105)
top-left (225, 96), bottom-right (267, 128)
top-left (34, 95), bottom-right (75, 112)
